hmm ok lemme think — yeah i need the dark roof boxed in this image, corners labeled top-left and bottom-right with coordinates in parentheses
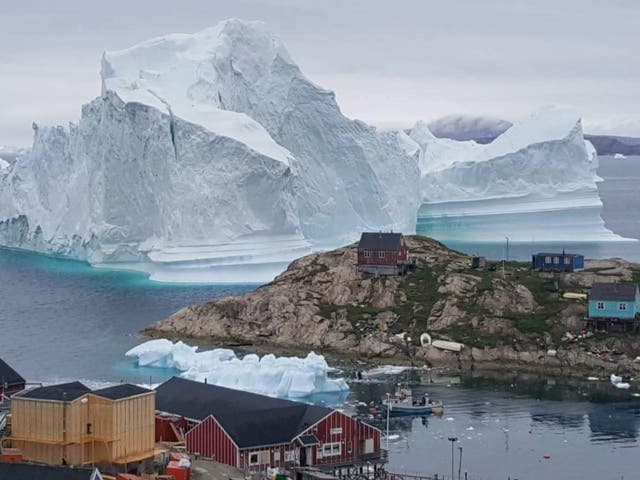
top-left (18, 381), bottom-right (91, 401)
top-left (92, 384), bottom-right (153, 400)
top-left (155, 377), bottom-right (331, 448)
top-left (358, 232), bottom-right (403, 252)
top-left (591, 283), bottom-right (639, 301)
top-left (0, 462), bottom-right (98, 480)
top-left (534, 252), bottom-right (583, 258)
top-left (0, 358), bottom-right (25, 387)
top-left (299, 434), bottom-right (320, 446)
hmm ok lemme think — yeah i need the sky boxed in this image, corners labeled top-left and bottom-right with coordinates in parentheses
top-left (2, 0), bottom-right (640, 147)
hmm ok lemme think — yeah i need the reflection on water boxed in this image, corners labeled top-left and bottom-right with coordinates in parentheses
top-left (346, 370), bottom-right (640, 479)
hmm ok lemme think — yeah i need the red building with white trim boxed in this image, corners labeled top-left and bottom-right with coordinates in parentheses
top-left (154, 377), bottom-right (384, 474)
top-left (357, 232), bottom-right (409, 276)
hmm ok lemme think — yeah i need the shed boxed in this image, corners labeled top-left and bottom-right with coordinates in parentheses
top-left (155, 377), bottom-right (383, 473)
top-left (588, 283), bottom-right (640, 321)
top-left (0, 358), bottom-right (26, 395)
top-left (357, 232), bottom-right (409, 276)
top-left (0, 462), bottom-right (103, 480)
top-left (531, 252), bottom-right (584, 272)
top-left (10, 382), bottom-right (156, 467)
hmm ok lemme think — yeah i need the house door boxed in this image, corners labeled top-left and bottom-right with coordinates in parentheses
top-left (361, 438), bottom-right (374, 454)
top-left (306, 447), bottom-right (313, 466)
top-left (300, 447), bottom-right (307, 466)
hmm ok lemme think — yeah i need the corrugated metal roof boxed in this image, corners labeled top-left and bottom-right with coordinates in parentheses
top-left (155, 377), bottom-right (332, 448)
top-left (358, 232), bottom-right (402, 252)
top-left (590, 282), bottom-right (638, 301)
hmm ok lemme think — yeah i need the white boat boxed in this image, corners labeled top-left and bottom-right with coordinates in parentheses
top-left (381, 385), bottom-right (443, 416)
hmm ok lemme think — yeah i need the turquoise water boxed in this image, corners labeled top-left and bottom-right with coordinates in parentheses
top-left (0, 247), bottom-right (255, 384)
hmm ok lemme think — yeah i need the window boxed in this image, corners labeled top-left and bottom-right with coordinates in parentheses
top-left (597, 301), bottom-right (605, 310)
top-left (545, 256), bottom-right (551, 263)
top-left (363, 250), bottom-right (370, 258)
top-left (564, 257), bottom-right (571, 265)
top-left (378, 251), bottom-right (386, 259)
top-left (553, 256), bottom-right (560, 264)
top-left (285, 450), bottom-right (296, 462)
top-left (86, 423), bottom-right (92, 435)
top-left (322, 442), bottom-right (341, 457)
top-left (620, 303), bottom-right (627, 311)
top-left (249, 453), bottom-right (259, 465)
top-left (274, 450), bottom-right (280, 462)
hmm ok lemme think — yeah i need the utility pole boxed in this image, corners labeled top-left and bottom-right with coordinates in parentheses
top-left (386, 393), bottom-right (391, 450)
top-left (448, 437), bottom-right (457, 480)
top-left (457, 446), bottom-right (463, 480)
top-left (505, 236), bottom-right (509, 262)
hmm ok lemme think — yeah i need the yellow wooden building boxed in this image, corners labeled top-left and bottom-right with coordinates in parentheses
top-left (10, 381), bottom-right (155, 466)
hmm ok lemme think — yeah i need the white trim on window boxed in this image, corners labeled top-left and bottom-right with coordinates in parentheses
top-left (249, 453), bottom-right (259, 465)
top-left (378, 251), bottom-right (385, 259)
top-left (619, 303), bottom-right (627, 311)
top-left (363, 250), bottom-right (370, 258)
top-left (322, 442), bottom-right (342, 457)
top-left (596, 301), bottom-right (605, 310)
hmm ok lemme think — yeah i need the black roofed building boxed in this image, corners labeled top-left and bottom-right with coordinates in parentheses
top-left (0, 462), bottom-right (103, 480)
top-left (155, 377), bottom-right (384, 474)
top-left (0, 358), bottom-right (26, 396)
top-left (357, 232), bottom-right (409, 276)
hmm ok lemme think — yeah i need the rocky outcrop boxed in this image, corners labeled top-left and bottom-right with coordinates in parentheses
top-left (147, 235), bottom-right (640, 375)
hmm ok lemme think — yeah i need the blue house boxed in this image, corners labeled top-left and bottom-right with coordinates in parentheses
top-left (587, 283), bottom-right (640, 331)
top-left (531, 252), bottom-right (584, 272)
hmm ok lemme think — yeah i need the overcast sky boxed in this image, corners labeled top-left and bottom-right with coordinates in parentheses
top-left (2, 0), bottom-right (639, 146)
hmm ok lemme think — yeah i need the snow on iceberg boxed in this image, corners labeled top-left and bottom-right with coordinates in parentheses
top-left (404, 109), bottom-right (630, 242)
top-left (125, 339), bottom-right (349, 398)
top-left (0, 19), bottom-right (418, 283)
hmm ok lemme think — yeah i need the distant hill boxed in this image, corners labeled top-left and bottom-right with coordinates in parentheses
top-left (427, 115), bottom-right (640, 155)
top-left (583, 134), bottom-right (640, 156)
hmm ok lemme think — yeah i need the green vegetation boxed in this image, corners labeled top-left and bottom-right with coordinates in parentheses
top-left (317, 303), bottom-right (338, 320)
top-left (633, 268), bottom-right (640, 285)
top-left (392, 265), bottom-right (442, 336)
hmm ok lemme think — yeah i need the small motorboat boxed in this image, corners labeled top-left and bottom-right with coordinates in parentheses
top-left (381, 385), bottom-right (443, 416)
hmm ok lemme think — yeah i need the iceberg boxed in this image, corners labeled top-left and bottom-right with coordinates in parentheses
top-left (0, 19), bottom-right (418, 282)
top-left (125, 339), bottom-right (349, 398)
top-left (403, 110), bottom-right (628, 242)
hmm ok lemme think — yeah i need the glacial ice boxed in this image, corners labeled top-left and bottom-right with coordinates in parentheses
top-left (0, 20), bottom-right (630, 282)
top-left (404, 110), bottom-right (629, 242)
top-left (0, 19), bottom-right (418, 282)
top-left (125, 339), bottom-right (349, 398)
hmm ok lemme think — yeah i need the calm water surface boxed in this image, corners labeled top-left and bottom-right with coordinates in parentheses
top-left (1, 156), bottom-right (640, 479)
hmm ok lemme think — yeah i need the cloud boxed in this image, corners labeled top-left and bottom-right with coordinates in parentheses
top-left (1, 0), bottom-right (639, 146)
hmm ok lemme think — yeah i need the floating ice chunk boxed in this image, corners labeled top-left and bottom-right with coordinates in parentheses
top-left (125, 339), bottom-right (349, 398)
top-left (610, 373), bottom-right (623, 385)
top-left (446, 417), bottom-right (455, 421)
top-left (587, 376), bottom-right (599, 381)
top-left (614, 382), bottom-right (631, 390)
top-left (614, 153), bottom-right (626, 159)
top-left (466, 426), bottom-right (475, 431)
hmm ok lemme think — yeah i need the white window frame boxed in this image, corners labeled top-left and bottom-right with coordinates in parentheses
top-left (553, 256), bottom-right (560, 264)
top-left (249, 453), bottom-right (260, 465)
top-left (363, 250), bottom-right (370, 258)
top-left (564, 257), bottom-right (571, 265)
top-left (274, 450), bottom-right (281, 462)
top-left (545, 256), bottom-right (551, 263)
top-left (284, 450), bottom-right (296, 462)
top-left (322, 442), bottom-right (341, 457)
top-left (597, 301), bottom-right (605, 310)
top-left (619, 303), bottom-right (627, 311)
top-left (378, 251), bottom-right (386, 259)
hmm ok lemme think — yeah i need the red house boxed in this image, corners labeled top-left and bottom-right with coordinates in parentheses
top-left (357, 232), bottom-right (409, 276)
top-left (155, 378), bottom-right (384, 474)
top-left (0, 358), bottom-right (26, 399)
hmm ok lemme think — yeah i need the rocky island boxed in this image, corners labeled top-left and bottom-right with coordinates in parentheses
top-left (146, 236), bottom-right (640, 376)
